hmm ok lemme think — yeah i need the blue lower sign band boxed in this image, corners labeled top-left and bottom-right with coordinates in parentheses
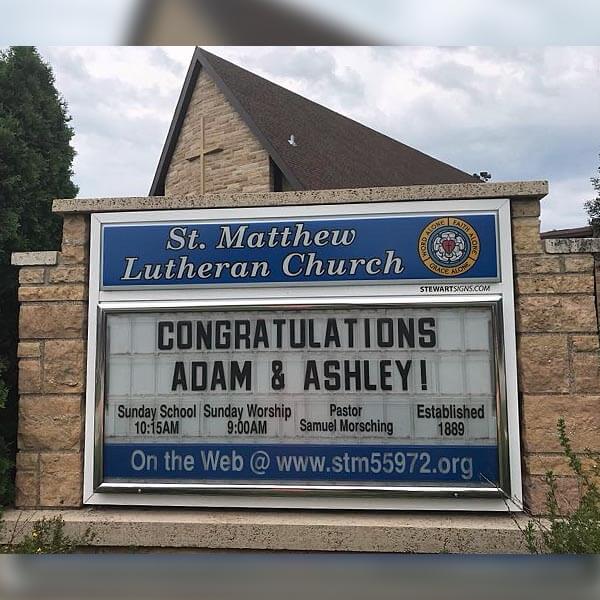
top-left (103, 443), bottom-right (499, 485)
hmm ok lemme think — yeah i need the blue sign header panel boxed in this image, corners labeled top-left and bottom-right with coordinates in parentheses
top-left (101, 213), bottom-right (499, 288)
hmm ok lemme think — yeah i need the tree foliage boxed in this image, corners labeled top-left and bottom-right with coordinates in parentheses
top-left (0, 47), bottom-right (78, 505)
top-left (584, 154), bottom-right (600, 222)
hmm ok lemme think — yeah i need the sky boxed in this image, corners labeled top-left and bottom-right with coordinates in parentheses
top-left (39, 46), bottom-right (600, 231)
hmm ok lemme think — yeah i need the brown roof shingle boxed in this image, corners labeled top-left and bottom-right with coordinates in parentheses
top-left (150, 48), bottom-right (479, 195)
top-left (540, 226), bottom-right (593, 239)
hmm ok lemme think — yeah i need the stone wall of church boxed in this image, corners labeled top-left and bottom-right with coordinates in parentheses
top-left (12, 215), bottom-right (90, 508)
top-left (10, 193), bottom-right (600, 514)
top-left (165, 69), bottom-right (272, 196)
top-left (512, 199), bottom-right (600, 514)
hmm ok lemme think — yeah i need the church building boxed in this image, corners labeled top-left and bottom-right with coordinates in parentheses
top-left (151, 48), bottom-right (478, 198)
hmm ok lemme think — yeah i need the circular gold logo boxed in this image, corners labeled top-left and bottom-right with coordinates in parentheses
top-left (418, 217), bottom-right (480, 277)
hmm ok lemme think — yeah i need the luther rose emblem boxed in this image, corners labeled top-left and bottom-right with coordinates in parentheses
top-left (418, 217), bottom-right (480, 276)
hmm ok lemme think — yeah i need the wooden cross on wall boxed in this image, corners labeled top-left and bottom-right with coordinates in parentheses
top-left (185, 116), bottom-right (223, 194)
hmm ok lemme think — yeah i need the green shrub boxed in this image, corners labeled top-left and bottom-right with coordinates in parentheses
top-left (0, 437), bottom-right (13, 509)
top-left (523, 418), bottom-right (600, 554)
top-left (2, 515), bottom-right (95, 554)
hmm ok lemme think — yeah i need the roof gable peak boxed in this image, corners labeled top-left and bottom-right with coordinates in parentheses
top-left (150, 48), bottom-right (477, 196)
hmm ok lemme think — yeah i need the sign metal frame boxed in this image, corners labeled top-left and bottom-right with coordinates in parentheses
top-left (93, 298), bottom-right (510, 498)
top-left (83, 198), bottom-right (521, 511)
top-left (98, 212), bottom-right (502, 290)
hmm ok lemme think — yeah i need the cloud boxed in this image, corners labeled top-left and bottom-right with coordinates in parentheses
top-left (39, 46), bottom-right (188, 197)
top-left (149, 47), bottom-right (189, 78)
top-left (37, 46), bottom-right (600, 229)
top-left (216, 46), bottom-right (367, 108)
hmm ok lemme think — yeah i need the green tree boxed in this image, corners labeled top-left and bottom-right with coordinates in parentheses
top-left (0, 47), bottom-right (78, 506)
top-left (584, 154), bottom-right (600, 222)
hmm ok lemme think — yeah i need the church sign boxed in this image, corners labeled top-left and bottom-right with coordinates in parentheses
top-left (100, 213), bottom-right (498, 287)
top-left (85, 199), bottom-right (519, 510)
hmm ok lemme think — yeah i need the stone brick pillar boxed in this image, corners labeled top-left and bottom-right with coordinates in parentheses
top-left (512, 202), bottom-right (600, 514)
top-left (11, 215), bottom-right (90, 508)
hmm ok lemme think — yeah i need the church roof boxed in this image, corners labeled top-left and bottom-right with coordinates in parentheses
top-left (150, 48), bottom-right (478, 195)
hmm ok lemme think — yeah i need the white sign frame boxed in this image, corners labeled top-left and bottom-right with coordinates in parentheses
top-left (83, 198), bottom-right (522, 511)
